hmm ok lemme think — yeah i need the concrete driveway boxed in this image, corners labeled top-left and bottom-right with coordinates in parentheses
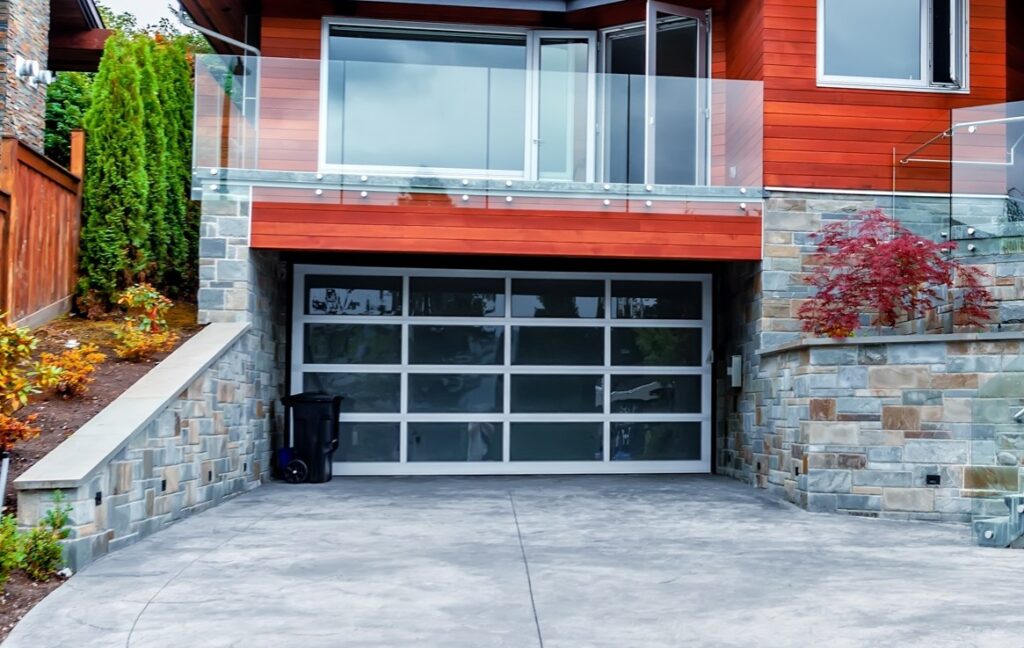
top-left (6, 476), bottom-right (1023, 647)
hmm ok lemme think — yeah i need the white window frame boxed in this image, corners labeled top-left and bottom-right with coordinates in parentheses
top-left (816, 0), bottom-right (969, 93)
top-left (292, 264), bottom-right (713, 476)
top-left (319, 18), bottom-right (603, 181)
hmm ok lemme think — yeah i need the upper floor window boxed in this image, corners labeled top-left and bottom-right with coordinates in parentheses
top-left (817, 0), bottom-right (967, 91)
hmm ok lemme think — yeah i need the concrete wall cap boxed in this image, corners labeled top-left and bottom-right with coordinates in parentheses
top-left (759, 331), bottom-right (1024, 358)
top-left (14, 322), bottom-right (250, 490)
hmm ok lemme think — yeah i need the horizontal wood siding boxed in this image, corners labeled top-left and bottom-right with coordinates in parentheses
top-left (250, 194), bottom-right (761, 260)
top-left (0, 139), bottom-right (83, 326)
top-left (252, 3), bottom-right (758, 262)
top-left (762, 0), bottom-right (1007, 192)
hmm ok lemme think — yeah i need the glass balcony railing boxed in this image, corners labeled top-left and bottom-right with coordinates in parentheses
top-left (193, 54), bottom-right (763, 215)
top-left (950, 100), bottom-right (1024, 252)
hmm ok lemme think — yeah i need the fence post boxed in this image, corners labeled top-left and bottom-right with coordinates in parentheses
top-left (70, 129), bottom-right (86, 180)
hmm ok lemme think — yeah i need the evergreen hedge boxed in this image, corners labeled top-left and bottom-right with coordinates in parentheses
top-left (78, 31), bottom-right (150, 302)
top-left (65, 28), bottom-right (199, 308)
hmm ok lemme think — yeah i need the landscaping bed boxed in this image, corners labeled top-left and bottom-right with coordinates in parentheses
top-left (0, 303), bottom-right (199, 642)
top-left (2, 303), bottom-right (201, 514)
top-left (0, 572), bottom-right (63, 639)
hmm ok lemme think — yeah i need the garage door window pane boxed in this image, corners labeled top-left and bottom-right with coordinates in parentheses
top-left (612, 280), bottom-right (701, 319)
top-left (611, 422), bottom-right (700, 461)
top-left (409, 325), bottom-right (504, 365)
top-left (338, 422), bottom-right (400, 462)
top-left (408, 374), bottom-right (503, 413)
top-left (303, 373), bottom-right (400, 413)
top-left (509, 374), bottom-right (598, 413)
top-left (408, 422), bottom-right (502, 461)
top-left (611, 328), bottom-right (701, 366)
top-left (512, 326), bottom-right (603, 365)
top-left (303, 324), bottom-right (401, 364)
top-left (511, 375), bottom-right (602, 413)
top-left (306, 274), bottom-right (402, 316)
top-left (510, 423), bottom-right (603, 461)
top-left (410, 277), bottom-right (505, 317)
top-left (511, 279), bottom-right (604, 318)
top-left (610, 375), bottom-right (701, 413)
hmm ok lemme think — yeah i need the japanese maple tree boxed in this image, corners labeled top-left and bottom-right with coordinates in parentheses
top-left (798, 209), bottom-right (994, 338)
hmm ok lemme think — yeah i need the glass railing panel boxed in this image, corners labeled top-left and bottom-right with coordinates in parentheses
top-left (951, 100), bottom-right (1024, 251)
top-left (194, 54), bottom-right (763, 211)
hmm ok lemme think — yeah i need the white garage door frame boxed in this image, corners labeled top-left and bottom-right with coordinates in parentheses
top-left (291, 264), bottom-right (713, 475)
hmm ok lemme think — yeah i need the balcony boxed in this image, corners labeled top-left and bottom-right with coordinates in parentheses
top-left (193, 53), bottom-right (763, 259)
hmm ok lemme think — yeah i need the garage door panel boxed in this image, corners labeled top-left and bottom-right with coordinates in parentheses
top-left (293, 265), bottom-right (712, 475)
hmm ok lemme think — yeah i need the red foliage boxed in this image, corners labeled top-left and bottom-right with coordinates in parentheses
top-left (798, 209), bottom-right (995, 338)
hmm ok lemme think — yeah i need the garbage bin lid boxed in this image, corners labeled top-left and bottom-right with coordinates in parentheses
top-left (282, 392), bottom-right (343, 406)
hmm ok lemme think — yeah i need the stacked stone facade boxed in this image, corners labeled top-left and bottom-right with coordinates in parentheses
top-left (717, 191), bottom-right (1024, 521)
top-left (0, 0), bottom-right (50, 151)
top-left (17, 326), bottom-right (279, 569)
top-left (197, 186), bottom-right (288, 444)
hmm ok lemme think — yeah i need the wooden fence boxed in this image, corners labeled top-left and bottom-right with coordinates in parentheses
top-left (0, 134), bottom-right (84, 328)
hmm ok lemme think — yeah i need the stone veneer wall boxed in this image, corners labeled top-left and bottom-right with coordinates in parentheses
top-left (0, 0), bottom-right (49, 150)
top-left (197, 185), bottom-right (288, 454)
top-left (717, 191), bottom-right (1024, 520)
top-left (753, 336), bottom-right (1024, 521)
top-left (16, 324), bottom-right (280, 570)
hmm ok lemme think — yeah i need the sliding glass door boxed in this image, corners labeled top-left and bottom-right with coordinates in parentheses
top-left (602, 3), bottom-right (709, 186)
top-left (531, 32), bottom-right (596, 183)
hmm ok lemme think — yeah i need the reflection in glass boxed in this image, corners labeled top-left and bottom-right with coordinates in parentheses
top-left (305, 275), bottom-right (402, 316)
top-left (325, 27), bottom-right (527, 171)
top-left (338, 422), bottom-right (400, 462)
top-left (408, 422), bottom-right (502, 462)
top-left (609, 375), bottom-right (701, 413)
top-left (303, 373), bottom-right (401, 413)
top-left (511, 279), bottom-right (604, 318)
top-left (410, 277), bottom-right (505, 317)
top-left (823, 0), bottom-right (921, 81)
top-left (303, 324), bottom-right (401, 364)
top-left (611, 422), bottom-right (700, 461)
top-left (511, 375), bottom-right (602, 413)
top-left (511, 326), bottom-right (603, 365)
top-left (611, 328), bottom-right (701, 366)
top-left (510, 423), bottom-right (602, 461)
top-left (612, 280), bottom-right (702, 319)
top-left (653, 19), bottom-right (699, 185)
top-left (537, 39), bottom-right (590, 182)
top-left (409, 325), bottom-right (504, 365)
top-left (408, 374), bottom-right (503, 413)
top-left (604, 28), bottom-right (646, 184)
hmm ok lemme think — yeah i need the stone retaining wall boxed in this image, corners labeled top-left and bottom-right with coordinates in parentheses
top-left (15, 323), bottom-right (279, 570)
top-left (719, 335), bottom-right (1024, 522)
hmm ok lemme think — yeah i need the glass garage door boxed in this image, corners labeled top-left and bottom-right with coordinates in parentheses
top-left (292, 266), bottom-right (711, 475)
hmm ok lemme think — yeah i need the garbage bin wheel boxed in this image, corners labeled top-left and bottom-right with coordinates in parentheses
top-left (284, 459), bottom-right (308, 484)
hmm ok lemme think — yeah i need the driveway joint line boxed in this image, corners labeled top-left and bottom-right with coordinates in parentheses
top-left (123, 503), bottom-right (287, 647)
top-left (509, 490), bottom-right (544, 648)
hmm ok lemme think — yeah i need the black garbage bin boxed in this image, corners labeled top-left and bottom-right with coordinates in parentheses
top-left (281, 392), bottom-right (342, 483)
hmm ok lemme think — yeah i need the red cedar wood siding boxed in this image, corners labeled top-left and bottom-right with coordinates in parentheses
top-left (762, 0), bottom-right (1008, 193)
top-left (251, 0), bottom-right (760, 261)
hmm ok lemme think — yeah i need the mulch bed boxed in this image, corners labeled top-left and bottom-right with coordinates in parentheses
top-left (0, 304), bottom-right (200, 642)
top-left (0, 572), bottom-right (65, 641)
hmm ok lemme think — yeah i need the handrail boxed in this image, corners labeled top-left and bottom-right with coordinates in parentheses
top-left (898, 115), bottom-right (1024, 165)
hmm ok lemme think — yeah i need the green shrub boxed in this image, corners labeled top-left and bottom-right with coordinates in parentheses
top-left (23, 491), bottom-right (71, 582)
top-left (44, 72), bottom-right (93, 168)
top-left (0, 515), bottom-right (23, 588)
top-left (78, 31), bottom-right (150, 305)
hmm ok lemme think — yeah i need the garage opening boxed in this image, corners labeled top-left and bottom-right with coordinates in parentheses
top-left (292, 265), bottom-right (711, 475)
